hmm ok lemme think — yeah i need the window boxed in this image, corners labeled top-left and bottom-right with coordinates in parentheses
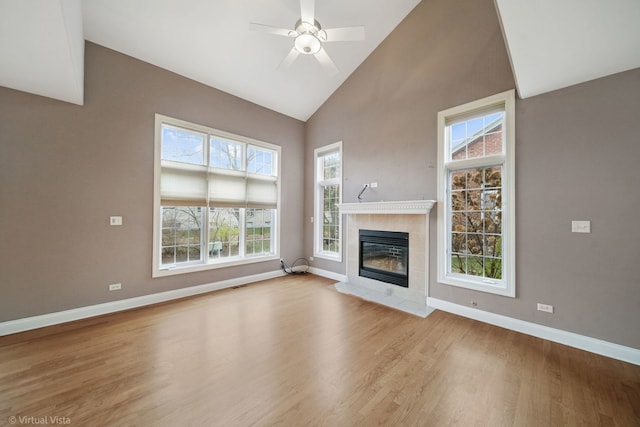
top-left (153, 114), bottom-right (280, 277)
top-left (437, 90), bottom-right (515, 297)
top-left (314, 142), bottom-right (342, 261)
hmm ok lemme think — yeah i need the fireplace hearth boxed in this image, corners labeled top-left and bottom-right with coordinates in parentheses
top-left (359, 229), bottom-right (409, 287)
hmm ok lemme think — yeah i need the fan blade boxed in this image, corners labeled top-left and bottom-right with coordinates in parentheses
top-left (300, 0), bottom-right (315, 24)
top-left (250, 23), bottom-right (294, 37)
top-left (324, 26), bottom-right (365, 42)
top-left (278, 47), bottom-right (300, 71)
top-left (314, 47), bottom-right (338, 75)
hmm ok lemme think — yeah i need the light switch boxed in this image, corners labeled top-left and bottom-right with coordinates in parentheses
top-left (110, 216), bottom-right (123, 226)
top-left (571, 220), bottom-right (590, 233)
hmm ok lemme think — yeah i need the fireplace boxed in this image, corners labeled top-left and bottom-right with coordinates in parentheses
top-left (359, 229), bottom-right (409, 287)
top-left (336, 200), bottom-right (435, 317)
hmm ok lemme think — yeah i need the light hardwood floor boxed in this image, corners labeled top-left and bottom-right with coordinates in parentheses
top-left (1, 274), bottom-right (639, 426)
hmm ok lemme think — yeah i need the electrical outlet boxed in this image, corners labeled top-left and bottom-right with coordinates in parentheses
top-left (370, 182), bottom-right (378, 188)
top-left (110, 216), bottom-right (123, 226)
top-left (109, 283), bottom-right (122, 291)
top-left (537, 303), bottom-right (553, 313)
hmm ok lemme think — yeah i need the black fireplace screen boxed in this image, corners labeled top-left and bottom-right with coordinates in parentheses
top-left (359, 229), bottom-right (409, 287)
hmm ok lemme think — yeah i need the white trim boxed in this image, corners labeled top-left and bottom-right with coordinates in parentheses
top-left (337, 200), bottom-right (435, 215)
top-left (308, 267), bottom-right (347, 282)
top-left (0, 270), bottom-right (285, 337)
top-left (427, 297), bottom-right (640, 366)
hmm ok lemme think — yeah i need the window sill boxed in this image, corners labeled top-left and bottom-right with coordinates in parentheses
top-left (313, 252), bottom-right (342, 263)
top-left (153, 254), bottom-right (280, 278)
top-left (439, 274), bottom-right (515, 298)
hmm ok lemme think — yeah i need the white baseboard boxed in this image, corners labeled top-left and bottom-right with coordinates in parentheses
top-left (0, 270), bottom-right (285, 337)
top-left (427, 297), bottom-right (640, 366)
top-left (308, 267), bottom-right (347, 282)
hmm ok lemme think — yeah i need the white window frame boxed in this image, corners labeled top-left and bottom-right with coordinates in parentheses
top-left (437, 90), bottom-right (516, 297)
top-left (313, 141), bottom-right (343, 262)
top-left (153, 114), bottom-right (281, 278)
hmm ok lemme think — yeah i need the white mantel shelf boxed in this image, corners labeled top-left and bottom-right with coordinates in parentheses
top-left (338, 200), bottom-right (436, 215)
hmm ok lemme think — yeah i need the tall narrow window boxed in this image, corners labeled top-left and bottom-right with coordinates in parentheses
top-left (437, 90), bottom-right (515, 297)
top-left (153, 114), bottom-right (280, 277)
top-left (314, 142), bottom-right (342, 261)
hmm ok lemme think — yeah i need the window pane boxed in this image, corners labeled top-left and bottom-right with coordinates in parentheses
top-left (161, 228), bottom-right (175, 246)
top-left (467, 117), bottom-right (484, 135)
top-left (484, 236), bottom-right (501, 257)
top-left (451, 170), bottom-right (466, 190)
top-left (161, 206), bottom-right (203, 265)
top-left (467, 256), bottom-right (484, 277)
top-left (467, 190), bottom-right (482, 211)
top-left (451, 191), bottom-right (465, 211)
top-left (210, 137), bottom-right (242, 170)
top-left (175, 246), bottom-right (189, 263)
top-left (322, 152), bottom-right (340, 180)
top-left (451, 211), bottom-right (466, 232)
top-left (161, 247), bottom-right (175, 265)
top-left (466, 168), bottom-right (483, 189)
top-left (484, 258), bottom-right (502, 279)
top-left (209, 208), bottom-right (240, 259)
top-left (248, 146), bottom-right (274, 176)
top-left (484, 166), bottom-right (502, 188)
top-left (451, 122), bottom-right (466, 141)
top-left (188, 246), bottom-right (201, 261)
top-left (451, 255), bottom-right (466, 274)
top-left (162, 125), bottom-right (205, 165)
top-left (246, 208), bottom-right (273, 256)
top-left (467, 212), bottom-right (482, 232)
top-left (451, 232), bottom-right (466, 256)
top-left (484, 212), bottom-right (502, 234)
top-left (467, 234), bottom-right (483, 255)
top-left (322, 184), bottom-right (340, 254)
top-left (483, 189), bottom-right (501, 211)
top-left (449, 111), bottom-right (504, 161)
top-left (485, 130), bottom-right (503, 156)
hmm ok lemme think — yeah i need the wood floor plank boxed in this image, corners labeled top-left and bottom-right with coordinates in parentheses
top-left (1, 274), bottom-right (639, 426)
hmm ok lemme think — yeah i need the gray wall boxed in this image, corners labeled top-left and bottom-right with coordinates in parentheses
top-left (0, 42), bottom-right (305, 322)
top-left (305, 0), bottom-right (640, 349)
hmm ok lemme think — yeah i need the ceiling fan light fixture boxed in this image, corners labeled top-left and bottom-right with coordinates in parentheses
top-left (294, 33), bottom-right (321, 54)
top-left (252, 0), bottom-right (365, 73)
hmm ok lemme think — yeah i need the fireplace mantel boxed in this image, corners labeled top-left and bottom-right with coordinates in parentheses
top-left (338, 200), bottom-right (435, 215)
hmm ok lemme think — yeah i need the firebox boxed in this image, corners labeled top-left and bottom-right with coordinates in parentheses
top-left (359, 229), bottom-right (409, 287)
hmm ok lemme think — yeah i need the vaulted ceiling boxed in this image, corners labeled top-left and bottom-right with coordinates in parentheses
top-left (1, 0), bottom-right (639, 121)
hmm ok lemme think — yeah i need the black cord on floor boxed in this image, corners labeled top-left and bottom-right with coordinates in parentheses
top-left (280, 258), bottom-right (309, 275)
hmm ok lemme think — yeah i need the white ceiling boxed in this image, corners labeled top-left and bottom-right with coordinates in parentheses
top-left (0, 0), bottom-right (84, 105)
top-left (495, 0), bottom-right (640, 99)
top-left (1, 0), bottom-right (639, 121)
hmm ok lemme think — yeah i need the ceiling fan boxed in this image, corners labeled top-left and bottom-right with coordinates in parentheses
top-left (250, 0), bottom-right (365, 75)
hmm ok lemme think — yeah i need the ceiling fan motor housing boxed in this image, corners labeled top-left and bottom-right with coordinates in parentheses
top-left (293, 19), bottom-right (327, 54)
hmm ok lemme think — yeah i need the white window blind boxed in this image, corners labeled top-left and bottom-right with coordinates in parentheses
top-left (159, 131), bottom-right (278, 209)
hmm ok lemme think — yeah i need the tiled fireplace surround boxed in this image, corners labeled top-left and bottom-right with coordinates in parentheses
top-left (336, 200), bottom-right (436, 317)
